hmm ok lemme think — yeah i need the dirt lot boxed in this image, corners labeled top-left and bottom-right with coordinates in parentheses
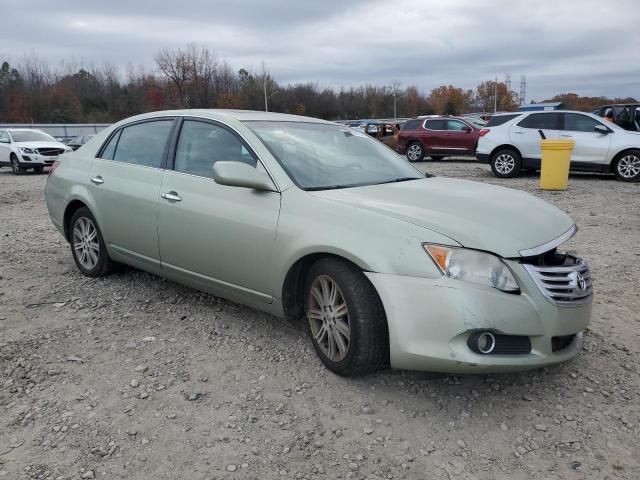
top-left (1, 162), bottom-right (638, 480)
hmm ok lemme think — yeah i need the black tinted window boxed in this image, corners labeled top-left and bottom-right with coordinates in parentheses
top-left (175, 120), bottom-right (257, 178)
top-left (517, 113), bottom-right (560, 129)
top-left (112, 120), bottom-right (173, 168)
top-left (562, 114), bottom-right (602, 133)
top-left (401, 120), bottom-right (420, 130)
top-left (99, 131), bottom-right (120, 160)
top-left (486, 114), bottom-right (519, 127)
top-left (425, 119), bottom-right (446, 130)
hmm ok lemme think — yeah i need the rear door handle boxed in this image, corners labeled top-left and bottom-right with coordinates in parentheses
top-left (513, 130), bottom-right (525, 134)
top-left (161, 191), bottom-right (182, 202)
top-left (90, 175), bottom-right (104, 185)
top-left (561, 134), bottom-right (573, 137)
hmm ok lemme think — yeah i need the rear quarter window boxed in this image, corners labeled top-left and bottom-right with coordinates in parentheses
top-left (486, 114), bottom-right (520, 127)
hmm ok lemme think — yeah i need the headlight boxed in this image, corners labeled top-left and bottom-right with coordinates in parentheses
top-left (424, 244), bottom-right (519, 293)
top-left (19, 147), bottom-right (35, 154)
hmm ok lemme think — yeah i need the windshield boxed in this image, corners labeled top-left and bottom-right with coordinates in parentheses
top-left (10, 131), bottom-right (56, 142)
top-left (246, 121), bottom-right (423, 190)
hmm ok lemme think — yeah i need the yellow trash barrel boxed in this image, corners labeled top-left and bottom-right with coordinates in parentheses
top-left (539, 139), bottom-right (575, 190)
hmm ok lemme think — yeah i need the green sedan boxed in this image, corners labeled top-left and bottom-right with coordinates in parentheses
top-left (45, 110), bottom-right (592, 376)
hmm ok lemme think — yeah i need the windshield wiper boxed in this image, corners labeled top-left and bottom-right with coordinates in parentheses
top-left (374, 177), bottom-right (421, 185)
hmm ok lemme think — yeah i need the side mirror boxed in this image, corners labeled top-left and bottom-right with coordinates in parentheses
top-left (462, 126), bottom-right (472, 133)
top-left (0, 138), bottom-right (9, 144)
top-left (213, 161), bottom-right (277, 192)
top-left (594, 125), bottom-right (611, 134)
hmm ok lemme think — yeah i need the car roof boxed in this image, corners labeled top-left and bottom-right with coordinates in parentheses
top-left (114, 109), bottom-right (333, 125)
top-left (5, 128), bottom-right (47, 132)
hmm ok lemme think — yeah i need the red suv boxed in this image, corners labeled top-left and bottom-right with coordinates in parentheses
top-left (396, 116), bottom-right (482, 162)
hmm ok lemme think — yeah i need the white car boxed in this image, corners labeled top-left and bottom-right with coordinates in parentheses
top-left (476, 110), bottom-right (640, 182)
top-left (0, 129), bottom-right (72, 175)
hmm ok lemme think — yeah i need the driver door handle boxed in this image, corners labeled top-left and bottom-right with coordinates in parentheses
top-left (161, 191), bottom-right (182, 202)
top-left (90, 175), bottom-right (104, 185)
top-left (560, 134), bottom-right (573, 137)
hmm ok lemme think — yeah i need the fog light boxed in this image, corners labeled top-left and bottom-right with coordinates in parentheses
top-left (467, 331), bottom-right (496, 354)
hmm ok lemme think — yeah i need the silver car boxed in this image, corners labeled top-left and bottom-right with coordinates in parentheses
top-left (45, 110), bottom-right (592, 376)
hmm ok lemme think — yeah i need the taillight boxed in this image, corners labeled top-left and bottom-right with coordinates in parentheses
top-left (479, 129), bottom-right (490, 137)
top-left (48, 160), bottom-right (60, 176)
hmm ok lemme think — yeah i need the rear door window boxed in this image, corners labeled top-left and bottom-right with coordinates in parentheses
top-left (112, 120), bottom-right (174, 168)
top-left (517, 113), bottom-right (561, 129)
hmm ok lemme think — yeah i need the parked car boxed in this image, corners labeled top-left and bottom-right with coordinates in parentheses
top-left (476, 110), bottom-right (640, 182)
top-left (46, 110), bottom-right (592, 376)
top-left (396, 116), bottom-right (482, 162)
top-left (67, 134), bottom-right (95, 151)
top-left (0, 129), bottom-right (72, 174)
top-left (594, 104), bottom-right (640, 132)
top-left (360, 122), bottom-right (400, 149)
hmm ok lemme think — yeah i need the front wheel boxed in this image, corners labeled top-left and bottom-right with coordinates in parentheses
top-left (69, 207), bottom-right (116, 277)
top-left (10, 156), bottom-right (24, 175)
top-left (305, 258), bottom-right (388, 376)
top-left (613, 151), bottom-right (640, 182)
top-left (490, 148), bottom-right (522, 178)
top-left (406, 142), bottom-right (424, 162)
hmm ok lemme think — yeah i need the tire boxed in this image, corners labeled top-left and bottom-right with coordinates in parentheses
top-left (613, 150), bottom-right (640, 182)
top-left (304, 257), bottom-right (388, 377)
top-left (430, 155), bottom-right (447, 161)
top-left (490, 148), bottom-right (522, 178)
top-left (69, 207), bottom-right (116, 277)
top-left (406, 142), bottom-right (424, 162)
top-left (33, 166), bottom-right (44, 174)
top-left (10, 155), bottom-right (25, 175)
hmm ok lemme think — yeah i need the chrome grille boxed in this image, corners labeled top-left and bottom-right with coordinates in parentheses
top-left (37, 147), bottom-right (64, 157)
top-left (523, 257), bottom-right (592, 306)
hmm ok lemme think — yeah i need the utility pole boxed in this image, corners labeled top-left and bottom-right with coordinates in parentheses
top-left (264, 79), bottom-right (268, 112)
top-left (391, 80), bottom-right (401, 119)
top-left (494, 77), bottom-right (498, 112)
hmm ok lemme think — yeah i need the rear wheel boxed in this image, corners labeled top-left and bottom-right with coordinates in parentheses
top-left (69, 207), bottom-right (116, 277)
top-left (10, 155), bottom-right (24, 175)
top-left (406, 142), bottom-right (424, 162)
top-left (305, 258), bottom-right (388, 376)
top-left (490, 148), bottom-right (522, 178)
top-left (613, 150), bottom-right (640, 182)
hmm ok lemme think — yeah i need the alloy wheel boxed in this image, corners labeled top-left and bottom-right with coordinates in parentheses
top-left (307, 275), bottom-right (351, 362)
top-left (72, 217), bottom-right (100, 270)
top-left (494, 154), bottom-right (515, 174)
top-left (617, 155), bottom-right (640, 179)
top-left (407, 144), bottom-right (422, 161)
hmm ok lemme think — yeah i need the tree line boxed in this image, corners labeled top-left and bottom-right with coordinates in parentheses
top-left (0, 44), bottom-right (636, 124)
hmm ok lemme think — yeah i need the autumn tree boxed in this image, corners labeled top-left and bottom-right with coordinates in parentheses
top-left (475, 81), bottom-right (519, 112)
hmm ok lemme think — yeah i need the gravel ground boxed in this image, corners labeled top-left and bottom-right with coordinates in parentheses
top-left (0, 161), bottom-right (638, 480)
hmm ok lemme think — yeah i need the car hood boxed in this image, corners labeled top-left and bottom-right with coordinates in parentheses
top-left (309, 177), bottom-right (574, 258)
top-left (13, 141), bottom-right (68, 149)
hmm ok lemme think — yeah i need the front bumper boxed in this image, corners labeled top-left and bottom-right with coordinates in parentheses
top-left (18, 153), bottom-right (58, 166)
top-left (365, 261), bottom-right (591, 373)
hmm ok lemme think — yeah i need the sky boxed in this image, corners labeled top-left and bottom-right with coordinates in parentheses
top-left (1, 0), bottom-right (638, 101)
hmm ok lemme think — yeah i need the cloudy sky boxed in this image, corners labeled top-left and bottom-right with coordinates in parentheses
top-left (1, 0), bottom-right (638, 101)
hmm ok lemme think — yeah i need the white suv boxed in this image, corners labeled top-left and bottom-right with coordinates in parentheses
top-left (476, 111), bottom-right (640, 182)
top-left (0, 129), bottom-right (71, 175)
